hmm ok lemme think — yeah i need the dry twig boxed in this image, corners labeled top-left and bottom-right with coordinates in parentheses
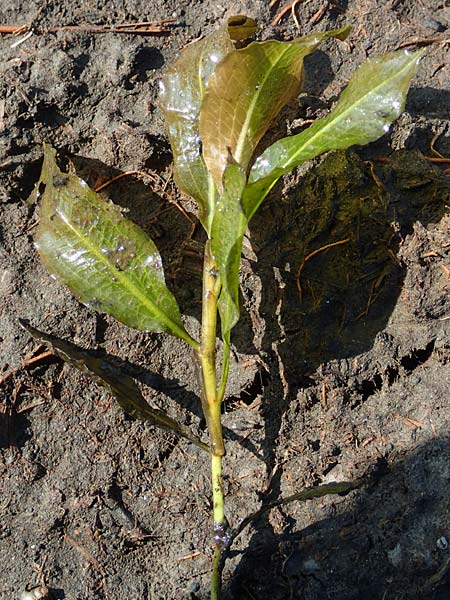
top-left (0, 19), bottom-right (177, 37)
top-left (296, 238), bottom-right (351, 302)
top-left (0, 350), bottom-right (54, 386)
top-left (397, 35), bottom-right (450, 49)
top-left (94, 170), bottom-right (194, 225)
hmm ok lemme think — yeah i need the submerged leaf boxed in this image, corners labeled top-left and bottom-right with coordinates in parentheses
top-left (160, 17), bottom-right (256, 231)
top-left (199, 26), bottom-right (350, 189)
top-left (35, 144), bottom-right (197, 347)
top-left (19, 319), bottom-right (208, 452)
top-left (244, 48), bottom-right (424, 219)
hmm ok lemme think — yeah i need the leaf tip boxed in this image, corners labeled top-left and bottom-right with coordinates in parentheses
top-left (227, 15), bottom-right (258, 40)
top-left (39, 142), bottom-right (61, 186)
top-left (335, 24), bottom-right (352, 41)
top-left (18, 317), bottom-right (30, 332)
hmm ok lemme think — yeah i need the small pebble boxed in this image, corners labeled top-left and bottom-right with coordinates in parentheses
top-left (20, 587), bottom-right (48, 600)
top-left (302, 558), bottom-right (321, 574)
top-left (387, 543), bottom-right (402, 567)
top-left (0, 269), bottom-right (16, 295)
top-left (437, 536), bottom-right (448, 551)
top-left (422, 17), bottom-right (446, 32)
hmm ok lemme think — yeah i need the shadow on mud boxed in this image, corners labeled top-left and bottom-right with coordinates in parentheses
top-left (12, 141), bottom-right (448, 599)
top-left (213, 148), bottom-right (449, 600)
top-left (216, 437), bottom-right (450, 600)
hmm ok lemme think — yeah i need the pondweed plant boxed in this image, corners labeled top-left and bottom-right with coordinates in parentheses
top-left (24, 16), bottom-right (423, 598)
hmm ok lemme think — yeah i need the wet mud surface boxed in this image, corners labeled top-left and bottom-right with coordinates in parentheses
top-left (0, 1), bottom-right (449, 599)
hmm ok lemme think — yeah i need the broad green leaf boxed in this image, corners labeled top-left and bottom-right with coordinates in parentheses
top-left (243, 48), bottom-right (424, 219)
top-left (19, 319), bottom-right (208, 452)
top-left (160, 16), bottom-right (257, 232)
top-left (199, 26), bottom-right (350, 190)
top-left (35, 144), bottom-right (197, 347)
top-left (211, 162), bottom-right (247, 337)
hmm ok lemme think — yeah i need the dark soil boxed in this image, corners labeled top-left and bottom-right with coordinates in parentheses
top-left (1, 1), bottom-right (449, 599)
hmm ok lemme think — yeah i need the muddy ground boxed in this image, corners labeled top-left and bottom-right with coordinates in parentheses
top-left (0, 1), bottom-right (449, 599)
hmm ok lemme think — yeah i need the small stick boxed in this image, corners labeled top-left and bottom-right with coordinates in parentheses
top-left (10, 30), bottom-right (33, 48)
top-left (396, 414), bottom-right (423, 429)
top-left (440, 264), bottom-right (450, 278)
top-left (16, 400), bottom-right (46, 413)
top-left (0, 19), bottom-right (177, 36)
top-left (355, 279), bottom-right (382, 320)
top-left (0, 350), bottom-right (54, 386)
top-left (47, 22), bottom-right (175, 35)
top-left (430, 131), bottom-right (445, 159)
top-left (361, 434), bottom-right (376, 448)
top-left (320, 381), bottom-right (327, 409)
top-left (64, 534), bottom-right (104, 574)
top-left (273, 2), bottom-right (298, 25)
top-left (425, 156), bottom-right (450, 164)
top-left (397, 35), bottom-right (450, 49)
top-left (296, 238), bottom-right (351, 302)
top-left (178, 551), bottom-right (201, 561)
top-left (0, 25), bottom-right (24, 33)
top-left (94, 170), bottom-right (194, 224)
top-left (94, 169), bottom-right (158, 192)
top-left (109, 20), bottom-right (176, 29)
top-left (291, 0), bottom-right (303, 30)
top-left (309, 5), bottom-right (327, 26)
top-left (374, 154), bottom-right (450, 165)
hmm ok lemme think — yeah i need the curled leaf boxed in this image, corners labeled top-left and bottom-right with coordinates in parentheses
top-left (19, 319), bottom-right (208, 452)
top-left (160, 17), bottom-right (255, 232)
top-left (35, 144), bottom-right (197, 347)
top-left (227, 15), bottom-right (258, 40)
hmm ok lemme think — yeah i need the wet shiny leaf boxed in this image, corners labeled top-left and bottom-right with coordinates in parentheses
top-left (160, 17), bottom-right (254, 232)
top-left (35, 144), bottom-right (196, 346)
top-left (19, 320), bottom-right (208, 452)
top-left (199, 27), bottom-right (350, 189)
top-left (244, 48), bottom-right (424, 218)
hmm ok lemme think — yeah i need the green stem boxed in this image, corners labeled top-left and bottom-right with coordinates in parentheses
top-left (211, 546), bottom-right (222, 600)
top-left (211, 454), bottom-right (225, 527)
top-left (211, 454), bottom-right (226, 600)
top-left (197, 240), bottom-right (224, 456)
top-left (196, 241), bottom-right (228, 599)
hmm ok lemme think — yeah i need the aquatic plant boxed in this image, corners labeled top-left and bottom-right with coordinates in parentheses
top-left (25, 16), bottom-right (422, 598)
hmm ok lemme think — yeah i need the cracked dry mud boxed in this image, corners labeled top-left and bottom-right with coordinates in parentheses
top-left (0, 1), bottom-right (449, 599)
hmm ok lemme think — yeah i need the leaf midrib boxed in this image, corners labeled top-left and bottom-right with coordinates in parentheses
top-left (54, 196), bottom-right (196, 346)
top-left (234, 43), bottom-right (295, 164)
top-left (277, 53), bottom-right (416, 172)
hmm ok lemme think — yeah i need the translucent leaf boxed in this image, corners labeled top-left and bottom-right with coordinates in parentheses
top-left (19, 319), bottom-right (208, 452)
top-left (243, 48), bottom-right (424, 219)
top-left (159, 16), bottom-right (256, 232)
top-left (35, 144), bottom-right (197, 347)
top-left (199, 26), bottom-right (350, 189)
